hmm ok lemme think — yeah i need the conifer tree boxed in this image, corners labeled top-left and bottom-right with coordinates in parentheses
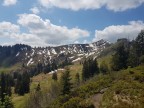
top-left (14, 72), bottom-right (30, 95)
top-left (75, 73), bottom-right (80, 85)
top-left (0, 73), bottom-right (6, 102)
top-left (51, 60), bottom-right (58, 71)
top-left (128, 43), bottom-right (139, 67)
top-left (52, 72), bottom-right (58, 81)
top-left (14, 74), bottom-right (24, 95)
top-left (111, 44), bottom-right (128, 71)
top-left (92, 58), bottom-right (99, 75)
top-left (22, 72), bottom-right (30, 93)
top-left (60, 68), bottom-right (72, 95)
top-left (82, 60), bottom-right (89, 81)
top-left (0, 73), bottom-right (12, 102)
top-left (100, 61), bottom-right (108, 74)
top-left (135, 30), bottom-right (144, 56)
top-left (82, 58), bottom-right (99, 81)
top-left (3, 95), bottom-right (14, 108)
top-left (36, 83), bottom-right (41, 92)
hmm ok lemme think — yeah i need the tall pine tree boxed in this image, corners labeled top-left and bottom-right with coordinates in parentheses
top-left (135, 30), bottom-right (144, 56)
top-left (100, 61), bottom-right (109, 74)
top-left (128, 41), bottom-right (139, 67)
top-left (60, 68), bottom-right (72, 95)
top-left (75, 73), bottom-right (80, 86)
top-left (52, 72), bottom-right (58, 81)
top-left (82, 58), bottom-right (99, 81)
top-left (111, 44), bottom-right (128, 71)
top-left (82, 60), bottom-right (89, 81)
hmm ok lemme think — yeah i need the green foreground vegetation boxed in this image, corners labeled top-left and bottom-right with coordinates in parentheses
top-left (17, 64), bottom-right (144, 108)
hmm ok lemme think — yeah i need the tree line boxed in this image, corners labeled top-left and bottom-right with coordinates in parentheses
top-left (111, 30), bottom-right (144, 71)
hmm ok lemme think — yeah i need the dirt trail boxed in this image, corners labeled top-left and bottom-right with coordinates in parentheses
top-left (92, 88), bottom-right (108, 108)
top-left (92, 93), bottom-right (103, 108)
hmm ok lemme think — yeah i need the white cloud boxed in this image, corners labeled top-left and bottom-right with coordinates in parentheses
top-left (3, 0), bottom-right (17, 6)
top-left (74, 41), bottom-right (79, 44)
top-left (0, 21), bottom-right (19, 38)
top-left (0, 14), bottom-right (90, 46)
top-left (0, 21), bottom-right (55, 46)
top-left (93, 21), bottom-right (144, 42)
top-left (30, 7), bottom-right (40, 14)
top-left (17, 14), bottom-right (90, 46)
top-left (38, 0), bottom-right (144, 12)
top-left (83, 40), bottom-right (88, 44)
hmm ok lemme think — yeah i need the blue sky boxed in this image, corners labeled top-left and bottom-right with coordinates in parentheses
top-left (0, 0), bottom-right (144, 46)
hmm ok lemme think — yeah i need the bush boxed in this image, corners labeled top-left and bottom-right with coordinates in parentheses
top-left (80, 99), bottom-right (95, 108)
top-left (134, 74), bottom-right (144, 83)
top-left (62, 97), bottom-right (83, 108)
top-left (129, 70), bottom-right (134, 74)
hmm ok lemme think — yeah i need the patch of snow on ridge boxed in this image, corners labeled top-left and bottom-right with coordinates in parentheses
top-left (63, 47), bottom-right (66, 50)
top-left (16, 52), bottom-right (20, 57)
top-left (77, 54), bottom-right (84, 56)
top-left (49, 69), bottom-right (65, 74)
top-left (31, 49), bottom-right (35, 56)
top-left (89, 52), bottom-right (95, 56)
top-left (27, 58), bottom-right (33, 66)
top-left (58, 69), bottom-right (65, 71)
top-left (37, 52), bottom-right (42, 55)
top-left (72, 57), bottom-right (82, 62)
top-left (48, 70), bottom-right (58, 74)
top-left (47, 50), bottom-right (50, 55)
top-left (51, 48), bottom-right (57, 54)
top-left (73, 46), bottom-right (77, 53)
top-left (89, 44), bottom-right (94, 47)
top-left (69, 56), bottom-right (75, 59)
top-left (60, 50), bottom-right (65, 54)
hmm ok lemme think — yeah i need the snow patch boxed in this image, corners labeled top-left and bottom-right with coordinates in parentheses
top-left (16, 52), bottom-right (20, 57)
top-left (58, 69), bottom-right (65, 71)
top-left (49, 68), bottom-right (65, 74)
top-left (60, 50), bottom-right (65, 54)
top-left (27, 58), bottom-right (33, 66)
top-left (51, 48), bottom-right (57, 54)
top-left (89, 52), bottom-right (95, 56)
top-left (72, 57), bottom-right (82, 62)
top-left (77, 54), bottom-right (84, 56)
top-left (31, 49), bottom-right (35, 56)
top-left (89, 44), bottom-right (94, 47)
top-left (73, 46), bottom-right (77, 53)
top-left (69, 56), bottom-right (75, 59)
top-left (37, 51), bottom-right (42, 55)
top-left (48, 70), bottom-right (58, 74)
top-left (47, 50), bottom-right (50, 55)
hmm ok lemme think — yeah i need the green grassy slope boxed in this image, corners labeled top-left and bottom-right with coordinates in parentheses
top-left (12, 58), bottom-right (144, 108)
top-left (12, 63), bottom-right (83, 108)
top-left (50, 65), bottom-right (144, 108)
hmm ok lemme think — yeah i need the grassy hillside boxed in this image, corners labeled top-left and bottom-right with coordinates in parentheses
top-left (0, 63), bottom-right (21, 73)
top-left (12, 63), bottom-right (83, 108)
top-left (12, 61), bottom-right (144, 108)
top-left (47, 65), bottom-right (144, 108)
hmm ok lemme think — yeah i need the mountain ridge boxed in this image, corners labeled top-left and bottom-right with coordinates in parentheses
top-left (0, 39), bottom-right (110, 68)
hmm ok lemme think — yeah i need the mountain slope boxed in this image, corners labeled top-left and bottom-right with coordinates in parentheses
top-left (0, 39), bottom-right (110, 68)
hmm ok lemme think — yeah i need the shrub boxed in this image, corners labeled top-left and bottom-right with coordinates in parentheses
top-left (80, 99), bottom-right (95, 108)
top-left (129, 70), bottom-right (134, 74)
top-left (134, 74), bottom-right (144, 83)
top-left (62, 97), bottom-right (83, 108)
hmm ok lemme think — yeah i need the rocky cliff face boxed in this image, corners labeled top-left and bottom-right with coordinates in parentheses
top-left (0, 39), bottom-right (110, 67)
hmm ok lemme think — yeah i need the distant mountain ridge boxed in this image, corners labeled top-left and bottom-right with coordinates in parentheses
top-left (0, 39), bottom-right (110, 67)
